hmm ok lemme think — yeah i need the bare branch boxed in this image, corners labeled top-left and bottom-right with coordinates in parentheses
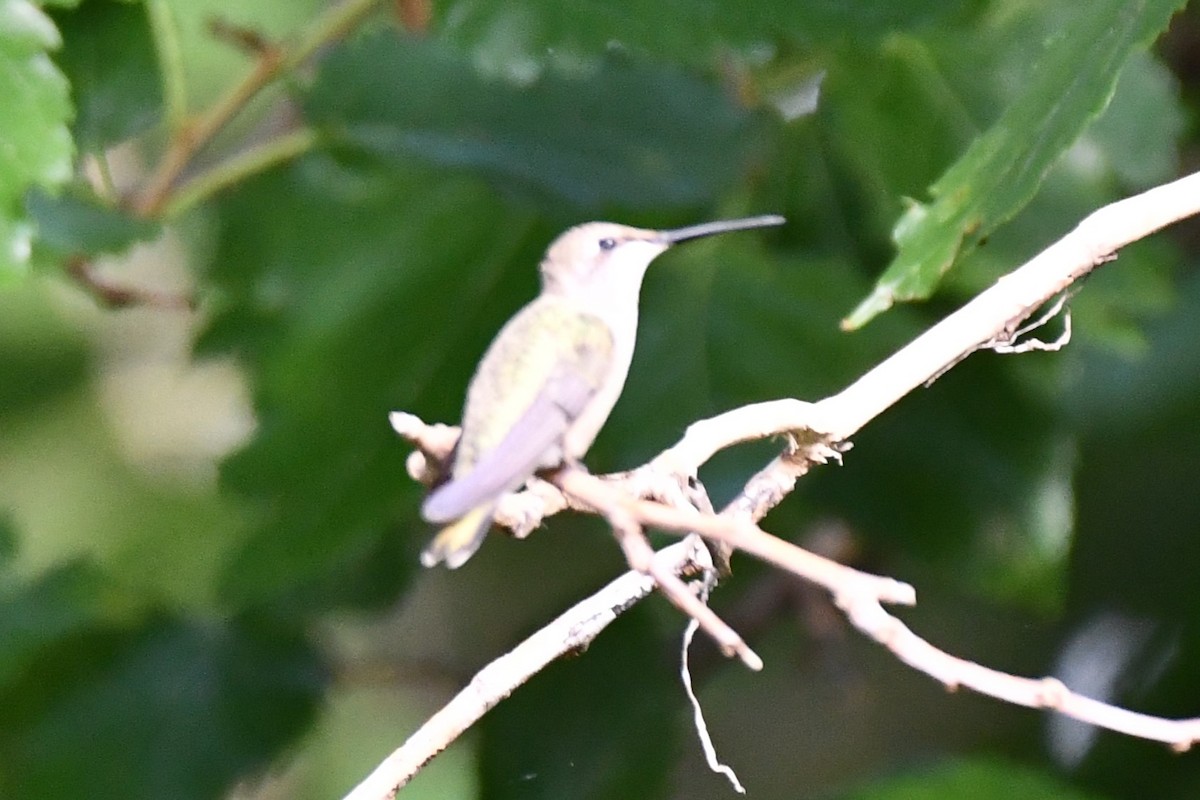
top-left (654, 170), bottom-right (1200, 475)
top-left (341, 538), bottom-right (712, 800)
top-left (66, 257), bottom-right (196, 311)
top-left (368, 171), bottom-right (1200, 799)
top-left (837, 596), bottom-right (1200, 751)
top-left (131, 0), bottom-right (385, 217)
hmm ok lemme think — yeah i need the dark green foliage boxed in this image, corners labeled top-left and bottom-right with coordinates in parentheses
top-left (3, 1), bottom-right (1200, 799)
top-left (307, 33), bottom-right (774, 210)
top-left (26, 185), bottom-right (159, 258)
top-left (52, 0), bottom-right (162, 152)
top-left (0, 538), bottom-right (325, 800)
top-left (480, 605), bottom-right (680, 800)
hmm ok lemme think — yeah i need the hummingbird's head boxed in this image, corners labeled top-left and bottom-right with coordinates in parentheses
top-left (539, 222), bottom-right (667, 299)
top-left (539, 215), bottom-right (785, 300)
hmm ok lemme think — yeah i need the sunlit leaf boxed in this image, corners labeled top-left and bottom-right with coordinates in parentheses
top-left (0, 0), bottom-right (73, 281)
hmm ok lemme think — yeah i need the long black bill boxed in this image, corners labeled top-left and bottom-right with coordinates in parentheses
top-left (658, 214), bottom-right (785, 245)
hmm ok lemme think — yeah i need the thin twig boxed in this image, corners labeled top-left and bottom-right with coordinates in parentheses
top-left (66, 257), bottom-right (196, 311)
top-left (555, 469), bottom-right (763, 671)
top-left (161, 128), bottom-right (319, 219)
top-left (989, 293), bottom-right (1073, 354)
top-left (207, 16), bottom-right (274, 56)
top-left (131, 0), bottom-right (385, 217)
top-left (576, 495), bottom-right (1200, 752)
top-left (681, 566), bottom-right (747, 793)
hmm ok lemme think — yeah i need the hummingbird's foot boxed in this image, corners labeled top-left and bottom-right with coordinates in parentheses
top-left (493, 478), bottom-right (567, 539)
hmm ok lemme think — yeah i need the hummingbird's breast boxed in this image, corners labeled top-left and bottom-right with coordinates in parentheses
top-left (454, 296), bottom-right (617, 477)
top-left (561, 302), bottom-right (637, 459)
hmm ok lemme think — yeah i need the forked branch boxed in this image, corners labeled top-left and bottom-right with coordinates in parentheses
top-left (359, 171), bottom-right (1200, 799)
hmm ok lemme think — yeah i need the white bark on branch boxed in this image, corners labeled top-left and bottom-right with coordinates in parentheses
top-left (341, 538), bottom-right (712, 800)
top-left (659, 170), bottom-right (1200, 476)
top-left (358, 171), bottom-right (1200, 799)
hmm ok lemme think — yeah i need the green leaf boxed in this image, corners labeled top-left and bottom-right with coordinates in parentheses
top-left (0, 613), bottom-right (324, 800)
top-left (305, 32), bottom-right (773, 211)
top-left (51, 0), bottom-right (162, 151)
top-left (943, 158), bottom-right (1182, 357)
top-left (847, 757), bottom-right (1104, 800)
top-left (1, 551), bottom-right (333, 800)
top-left (26, 185), bottom-right (158, 258)
top-left (0, 0), bottom-right (73, 281)
top-left (813, 35), bottom-right (982, 256)
top-left (845, 0), bottom-right (1188, 328)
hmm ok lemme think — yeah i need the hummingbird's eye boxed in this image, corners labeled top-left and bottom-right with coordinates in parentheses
top-left (598, 237), bottom-right (617, 251)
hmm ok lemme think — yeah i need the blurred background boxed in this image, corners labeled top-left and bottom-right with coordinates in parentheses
top-left (3, 0), bottom-right (1200, 798)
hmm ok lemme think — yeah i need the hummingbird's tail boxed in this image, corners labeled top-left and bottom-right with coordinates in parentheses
top-left (420, 503), bottom-right (495, 569)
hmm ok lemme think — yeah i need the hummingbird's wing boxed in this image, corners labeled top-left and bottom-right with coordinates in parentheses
top-left (421, 364), bottom-right (600, 523)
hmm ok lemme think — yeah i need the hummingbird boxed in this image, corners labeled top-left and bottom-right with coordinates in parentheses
top-left (420, 214), bottom-right (786, 568)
